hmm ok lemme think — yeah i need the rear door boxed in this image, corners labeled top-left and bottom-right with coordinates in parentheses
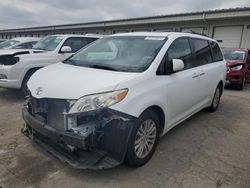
top-left (191, 38), bottom-right (220, 106)
top-left (164, 37), bottom-right (200, 127)
top-left (191, 38), bottom-right (223, 107)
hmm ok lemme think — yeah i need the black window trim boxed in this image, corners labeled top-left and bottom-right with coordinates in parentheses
top-left (190, 37), bottom-right (214, 67)
top-left (208, 40), bottom-right (224, 62)
top-left (59, 37), bottom-right (96, 54)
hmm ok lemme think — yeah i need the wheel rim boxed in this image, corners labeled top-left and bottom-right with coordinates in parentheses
top-left (134, 119), bottom-right (157, 159)
top-left (213, 87), bottom-right (220, 108)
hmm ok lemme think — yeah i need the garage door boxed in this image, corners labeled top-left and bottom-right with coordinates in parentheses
top-left (213, 26), bottom-right (243, 48)
top-left (245, 26), bottom-right (250, 49)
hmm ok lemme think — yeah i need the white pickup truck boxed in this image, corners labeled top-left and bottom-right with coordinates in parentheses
top-left (0, 34), bottom-right (102, 94)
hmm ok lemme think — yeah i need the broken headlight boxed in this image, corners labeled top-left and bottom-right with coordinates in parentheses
top-left (230, 65), bottom-right (243, 71)
top-left (68, 89), bottom-right (128, 114)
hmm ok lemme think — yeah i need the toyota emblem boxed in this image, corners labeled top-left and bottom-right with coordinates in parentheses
top-left (35, 87), bottom-right (43, 95)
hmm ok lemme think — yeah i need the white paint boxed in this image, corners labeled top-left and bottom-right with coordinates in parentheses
top-left (27, 32), bottom-right (227, 135)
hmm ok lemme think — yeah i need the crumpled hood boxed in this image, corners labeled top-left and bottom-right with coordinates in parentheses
top-left (28, 62), bottom-right (139, 99)
top-left (226, 60), bottom-right (245, 67)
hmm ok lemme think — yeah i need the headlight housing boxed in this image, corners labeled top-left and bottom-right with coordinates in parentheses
top-left (68, 89), bottom-right (128, 114)
top-left (230, 65), bottom-right (243, 71)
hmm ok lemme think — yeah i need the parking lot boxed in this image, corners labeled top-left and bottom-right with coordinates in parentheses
top-left (0, 86), bottom-right (249, 188)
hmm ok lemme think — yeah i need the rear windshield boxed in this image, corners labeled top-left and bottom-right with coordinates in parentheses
top-left (223, 50), bottom-right (245, 61)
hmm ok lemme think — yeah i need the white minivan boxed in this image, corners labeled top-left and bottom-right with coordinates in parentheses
top-left (22, 32), bottom-right (226, 169)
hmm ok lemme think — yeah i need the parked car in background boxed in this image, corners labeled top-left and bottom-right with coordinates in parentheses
top-left (222, 48), bottom-right (250, 90)
top-left (0, 37), bottom-right (40, 49)
top-left (22, 32), bottom-right (226, 169)
top-left (0, 34), bottom-right (102, 94)
top-left (0, 39), bottom-right (6, 43)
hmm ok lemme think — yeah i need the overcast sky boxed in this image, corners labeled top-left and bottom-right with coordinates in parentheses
top-left (0, 0), bottom-right (250, 29)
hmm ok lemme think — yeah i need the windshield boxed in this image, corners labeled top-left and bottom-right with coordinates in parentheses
top-left (32, 36), bottom-right (63, 51)
top-left (223, 50), bottom-right (245, 61)
top-left (64, 36), bottom-right (167, 72)
top-left (0, 40), bottom-right (19, 49)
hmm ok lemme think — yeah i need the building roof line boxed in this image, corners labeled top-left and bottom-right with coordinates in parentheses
top-left (0, 7), bottom-right (250, 33)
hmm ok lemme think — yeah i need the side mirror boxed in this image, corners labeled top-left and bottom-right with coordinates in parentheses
top-left (172, 59), bottom-right (184, 72)
top-left (61, 46), bottom-right (72, 53)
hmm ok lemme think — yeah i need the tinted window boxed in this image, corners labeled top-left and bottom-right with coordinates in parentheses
top-left (62, 37), bottom-right (98, 53)
top-left (167, 38), bottom-right (193, 70)
top-left (210, 41), bottom-right (223, 62)
top-left (192, 39), bottom-right (212, 66)
top-left (87, 37), bottom-right (98, 44)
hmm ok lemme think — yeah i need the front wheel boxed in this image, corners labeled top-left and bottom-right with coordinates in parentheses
top-left (125, 110), bottom-right (160, 167)
top-left (207, 85), bottom-right (222, 112)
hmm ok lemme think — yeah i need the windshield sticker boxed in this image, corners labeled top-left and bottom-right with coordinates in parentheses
top-left (145, 37), bottom-right (166, 41)
top-left (56, 36), bottom-right (64, 40)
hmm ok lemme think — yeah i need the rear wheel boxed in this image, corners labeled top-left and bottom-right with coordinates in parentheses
top-left (207, 84), bottom-right (222, 112)
top-left (126, 110), bottom-right (160, 167)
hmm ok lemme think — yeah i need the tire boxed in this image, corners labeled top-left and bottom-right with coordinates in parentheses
top-left (21, 70), bottom-right (36, 96)
top-left (125, 110), bottom-right (160, 167)
top-left (237, 79), bottom-right (245, 90)
top-left (207, 84), bottom-right (222, 112)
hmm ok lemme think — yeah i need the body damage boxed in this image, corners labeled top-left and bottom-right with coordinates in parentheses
top-left (22, 96), bottom-right (136, 169)
top-left (226, 60), bottom-right (246, 85)
top-left (0, 49), bottom-right (45, 65)
top-left (22, 32), bottom-right (226, 169)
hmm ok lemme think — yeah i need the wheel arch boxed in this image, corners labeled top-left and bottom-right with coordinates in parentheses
top-left (141, 105), bottom-right (165, 135)
top-left (21, 67), bottom-right (42, 86)
top-left (218, 80), bottom-right (224, 96)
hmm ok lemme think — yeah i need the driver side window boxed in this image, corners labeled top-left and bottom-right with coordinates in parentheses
top-left (167, 38), bottom-right (193, 70)
top-left (61, 37), bottom-right (96, 53)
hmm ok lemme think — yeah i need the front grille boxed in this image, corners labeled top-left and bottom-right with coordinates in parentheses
top-left (47, 99), bottom-right (67, 130)
top-left (28, 97), bottom-right (68, 130)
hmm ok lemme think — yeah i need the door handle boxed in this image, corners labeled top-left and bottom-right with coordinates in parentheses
top-left (200, 70), bottom-right (206, 76)
top-left (192, 73), bottom-right (199, 78)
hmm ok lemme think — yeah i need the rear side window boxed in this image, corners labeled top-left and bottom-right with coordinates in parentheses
top-left (192, 39), bottom-right (213, 66)
top-left (210, 41), bottom-right (223, 62)
top-left (167, 38), bottom-right (193, 70)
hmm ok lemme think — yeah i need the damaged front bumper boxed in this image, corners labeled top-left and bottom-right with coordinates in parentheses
top-left (22, 104), bottom-right (136, 169)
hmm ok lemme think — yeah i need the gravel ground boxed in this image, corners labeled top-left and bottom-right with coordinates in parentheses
top-left (0, 86), bottom-right (249, 188)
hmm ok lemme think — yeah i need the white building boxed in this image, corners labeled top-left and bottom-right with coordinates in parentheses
top-left (0, 7), bottom-right (250, 48)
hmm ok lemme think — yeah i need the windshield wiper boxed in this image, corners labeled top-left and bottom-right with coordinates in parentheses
top-left (90, 64), bottom-right (118, 71)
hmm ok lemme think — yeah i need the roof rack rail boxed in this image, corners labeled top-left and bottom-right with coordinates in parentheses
top-left (181, 30), bottom-right (209, 37)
